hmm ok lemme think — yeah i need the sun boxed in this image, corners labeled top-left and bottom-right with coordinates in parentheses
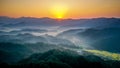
top-left (54, 8), bottom-right (64, 19)
top-left (50, 4), bottom-right (68, 19)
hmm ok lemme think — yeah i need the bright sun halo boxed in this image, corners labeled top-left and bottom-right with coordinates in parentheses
top-left (50, 4), bottom-right (68, 19)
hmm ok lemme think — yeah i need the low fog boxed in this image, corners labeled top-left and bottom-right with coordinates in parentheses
top-left (0, 17), bottom-right (120, 63)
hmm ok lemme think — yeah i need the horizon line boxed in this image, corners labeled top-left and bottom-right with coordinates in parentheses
top-left (0, 16), bottom-right (120, 20)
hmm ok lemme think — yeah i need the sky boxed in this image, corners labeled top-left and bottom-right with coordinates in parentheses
top-left (0, 0), bottom-right (120, 19)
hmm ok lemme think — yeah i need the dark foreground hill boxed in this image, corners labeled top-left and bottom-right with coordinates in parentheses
top-left (0, 49), bottom-right (120, 68)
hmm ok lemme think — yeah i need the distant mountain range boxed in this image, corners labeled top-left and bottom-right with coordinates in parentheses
top-left (0, 16), bottom-right (120, 28)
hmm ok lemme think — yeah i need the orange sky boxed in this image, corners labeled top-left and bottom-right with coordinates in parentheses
top-left (0, 0), bottom-right (120, 19)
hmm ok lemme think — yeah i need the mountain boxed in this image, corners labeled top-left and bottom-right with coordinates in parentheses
top-left (0, 16), bottom-right (120, 67)
top-left (58, 27), bottom-right (120, 53)
top-left (0, 16), bottom-right (120, 28)
top-left (0, 42), bottom-right (61, 63)
top-left (78, 27), bottom-right (120, 53)
top-left (0, 42), bottom-right (32, 63)
top-left (7, 49), bottom-right (120, 68)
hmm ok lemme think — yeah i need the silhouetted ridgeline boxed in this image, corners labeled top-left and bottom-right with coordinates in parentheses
top-left (0, 49), bottom-right (120, 68)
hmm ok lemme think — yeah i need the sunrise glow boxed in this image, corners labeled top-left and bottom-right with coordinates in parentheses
top-left (50, 4), bottom-right (68, 19)
top-left (0, 0), bottom-right (120, 18)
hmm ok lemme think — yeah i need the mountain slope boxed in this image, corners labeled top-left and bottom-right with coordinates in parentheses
top-left (18, 49), bottom-right (120, 68)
